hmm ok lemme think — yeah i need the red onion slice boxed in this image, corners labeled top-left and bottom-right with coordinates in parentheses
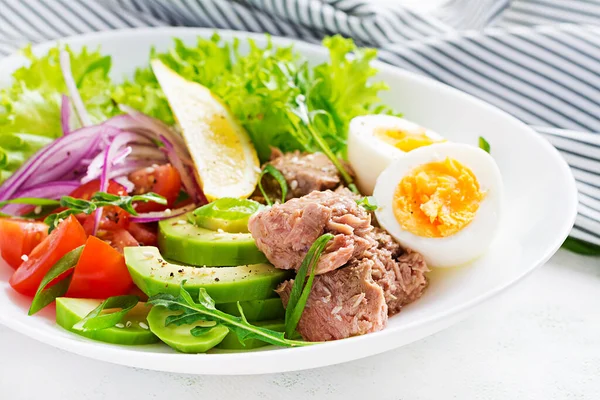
top-left (61, 95), bottom-right (71, 136)
top-left (129, 204), bottom-right (197, 223)
top-left (59, 51), bottom-right (91, 127)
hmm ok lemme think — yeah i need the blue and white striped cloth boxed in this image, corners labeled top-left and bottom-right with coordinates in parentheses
top-left (1, 0), bottom-right (599, 246)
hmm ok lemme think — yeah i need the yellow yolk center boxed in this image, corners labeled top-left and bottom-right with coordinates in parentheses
top-left (392, 158), bottom-right (485, 238)
top-left (375, 127), bottom-right (440, 152)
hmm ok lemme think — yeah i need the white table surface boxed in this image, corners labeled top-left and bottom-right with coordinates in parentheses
top-left (1, 249), bottom-right (598, 399)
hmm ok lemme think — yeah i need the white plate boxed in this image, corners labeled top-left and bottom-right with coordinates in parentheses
top-left (0, 27), bottom-right (577, 375)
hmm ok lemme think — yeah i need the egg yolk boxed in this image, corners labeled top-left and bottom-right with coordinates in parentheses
top-left (375, 127), bottom-right (440, 152)
top-left (392, 158), bottom-right (485, 238)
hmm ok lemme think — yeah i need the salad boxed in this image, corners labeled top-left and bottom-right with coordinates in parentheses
top-left (0, 34), bottom-right (502, 351)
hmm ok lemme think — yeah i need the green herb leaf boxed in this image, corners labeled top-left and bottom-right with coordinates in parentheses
top-left (148, 284), bottom-right (313, 347)
top-left (562, 237), bottom-right (600, 256)
top-left (44, 192), bottom-right (166, 233)
top-left (0, 197), bottom-right (61, 208)
top-left (28, 246), bottom-right (84, 315)
top-left (258, 164), bottom-right (288, 206)
top-left (479, 136), bottom-right (491, 153)
top-left (284, 233), bottom-right (334, 338)
top-left (356, 196), bottom-right (378, 211)
top-left (72, 295), bottom-right (139, 332)
top-left (190, 325), bottom-right (219, 337)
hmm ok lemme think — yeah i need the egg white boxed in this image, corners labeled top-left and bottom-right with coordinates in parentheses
top-left (348, 115), bottom-right (444, 195)
top-left (373, 143), bottom-right (503, 268)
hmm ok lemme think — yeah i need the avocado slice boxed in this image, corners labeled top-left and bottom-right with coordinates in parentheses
top-left (125, 246), bottom-right (290, 303)
top-left (158, 215), bottom-right (267, 266)
top-left (146, 305), bottom-right (228, 353)
top-left (216, 319), bottom-right (284, 350)
top-left (216, 298), bottom-right (284, 321)
top-left (56, 298), bottom-right (159, 345)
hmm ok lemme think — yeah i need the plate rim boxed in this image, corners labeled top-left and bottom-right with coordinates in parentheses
top-left (0, 26), bottom-right (579, 375)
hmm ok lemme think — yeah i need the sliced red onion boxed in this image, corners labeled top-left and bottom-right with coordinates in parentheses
top-left (59, 51), bottom-right (91, 127)
top-left (113, 146), bottom-right (132, 165)
top-left (61, 95), bottom-right (71, 136)
top-left (159, 134), bottom-right (199, 202)
top-left (92, 132), bottom-right (141, 236)
top-left (0, 125), bottom-right (121, 200)
top-left (129, 204), bottom-right (197, 223)
top-left (113, 176), bottom-right (134, 192)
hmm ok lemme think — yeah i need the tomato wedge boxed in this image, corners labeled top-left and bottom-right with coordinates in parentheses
top-left (9, 215), bottom-right (87, 296)
top-left (129, 164), bottom-right (181, 213)
top-left (70, 179), bottom-right (127, 200)
top-left (97, 229), bottom-right (139, 254)
top-left (66, 236), bottom-right (133, 299)
top-left (0, 220), bottom-right (49, 269)
top-left (128, 222), bottom-right (158, 246)
top-left (82, 207), bottom-right (130, 236)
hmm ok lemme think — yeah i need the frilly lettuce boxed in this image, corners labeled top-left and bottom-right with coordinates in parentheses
top-left (153, 34), bottom-right (396, 161)
top-left (0, 34), bottom-right (394, 183)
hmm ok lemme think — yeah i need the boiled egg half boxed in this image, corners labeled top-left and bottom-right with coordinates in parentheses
top-left (348, 115), bottom-right (445, 195)
top-left (373, 143), bottom-right (503, 268)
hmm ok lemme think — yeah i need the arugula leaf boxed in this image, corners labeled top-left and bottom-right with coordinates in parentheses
top-left (44, 192), bottom-right (166, 233)
top-left (258, 164), bottom-right (288, 205)
top-left (73, 295), bottom-right (140, 332)
top-left (285, 233), bottom-right (334, 338)
top-left (148, 283), bottom-right (313, 347)
top-left (0, 197), bottom-right (60, 208)
top-left (28, 246), bottom-right (84, 315)
top-left (356, 196), bottom-right (378, 211)
top-left (562, 237), bottom-right (600, 256)
top-left (479, 136), bottom-right (491, 153)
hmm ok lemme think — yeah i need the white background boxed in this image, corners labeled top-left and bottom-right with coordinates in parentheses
top-left (2, 250), bottom-right (599, 399)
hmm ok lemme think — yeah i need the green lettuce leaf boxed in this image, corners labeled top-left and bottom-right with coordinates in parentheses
top-left (0, 45), bottom-right (118, 183)
top-left (151, 34), bottom-right (394, 161)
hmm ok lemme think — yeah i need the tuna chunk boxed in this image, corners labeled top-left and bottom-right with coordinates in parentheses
top-left (255, 149), bottom-right (353, 202)
top-left (277, 259), bottom-right (388, 341)
top-left (248, 190), bottom-right (376, 274)
top-left (368, 229), bottom-right (429, 315)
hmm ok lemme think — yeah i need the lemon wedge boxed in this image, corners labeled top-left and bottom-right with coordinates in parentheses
top-left (151, 60), bottom-right (260, 201)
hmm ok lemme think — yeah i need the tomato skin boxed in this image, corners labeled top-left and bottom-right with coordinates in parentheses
top-left (66, 236), bottom-right (133, 299)
top-left (70, 180), bottom-right (127, 200)
top-left (128, 222), bottom-right (158, 246)
top-left (97, 229), bottom-right (139, 254)
top-left (9, 215), bottom-right (87, 296)
top-left (82, 207), bottom-right (130, 236)
top-left (129, 164), bottom-right (181, 213)
top-left (0, 220), bottom-right (49, 269)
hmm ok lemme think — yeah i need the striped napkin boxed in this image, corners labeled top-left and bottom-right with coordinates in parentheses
top-left (0, 0), bottom-right (599, 247)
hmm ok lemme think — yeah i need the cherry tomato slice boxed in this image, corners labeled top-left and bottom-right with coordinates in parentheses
top-left (81, 207), bottom-right (130, 236)
top-left (97, 229), bottom-right (139, 254)
top-left (70, 180), bottom-right (127, 200)
top-left (9, 215), bottom-right (87, 296)
top-left (128, 222), bottom-right (158, 247)
top-left (66, 236), bottom-right (133, 299)
top-left (0, 220), bottom-right (49, 269)
top-left (129, 164), bottom-right (181, 213)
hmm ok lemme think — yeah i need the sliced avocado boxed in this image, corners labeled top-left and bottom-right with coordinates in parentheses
top-left (216, 319), bottom-right (284, 350)
top-left (125, 246), bottom-right (290, 303)
top-left (56, 298), bottom-right (159, 345)
top-left (158, 215), bottom-right (267, 266)
top-left (146, 305), bottom-right (228, 353)
top-left (191, 198), bottom-right (263, 233)
top-left (216, 298), bottom-right (284, 321)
